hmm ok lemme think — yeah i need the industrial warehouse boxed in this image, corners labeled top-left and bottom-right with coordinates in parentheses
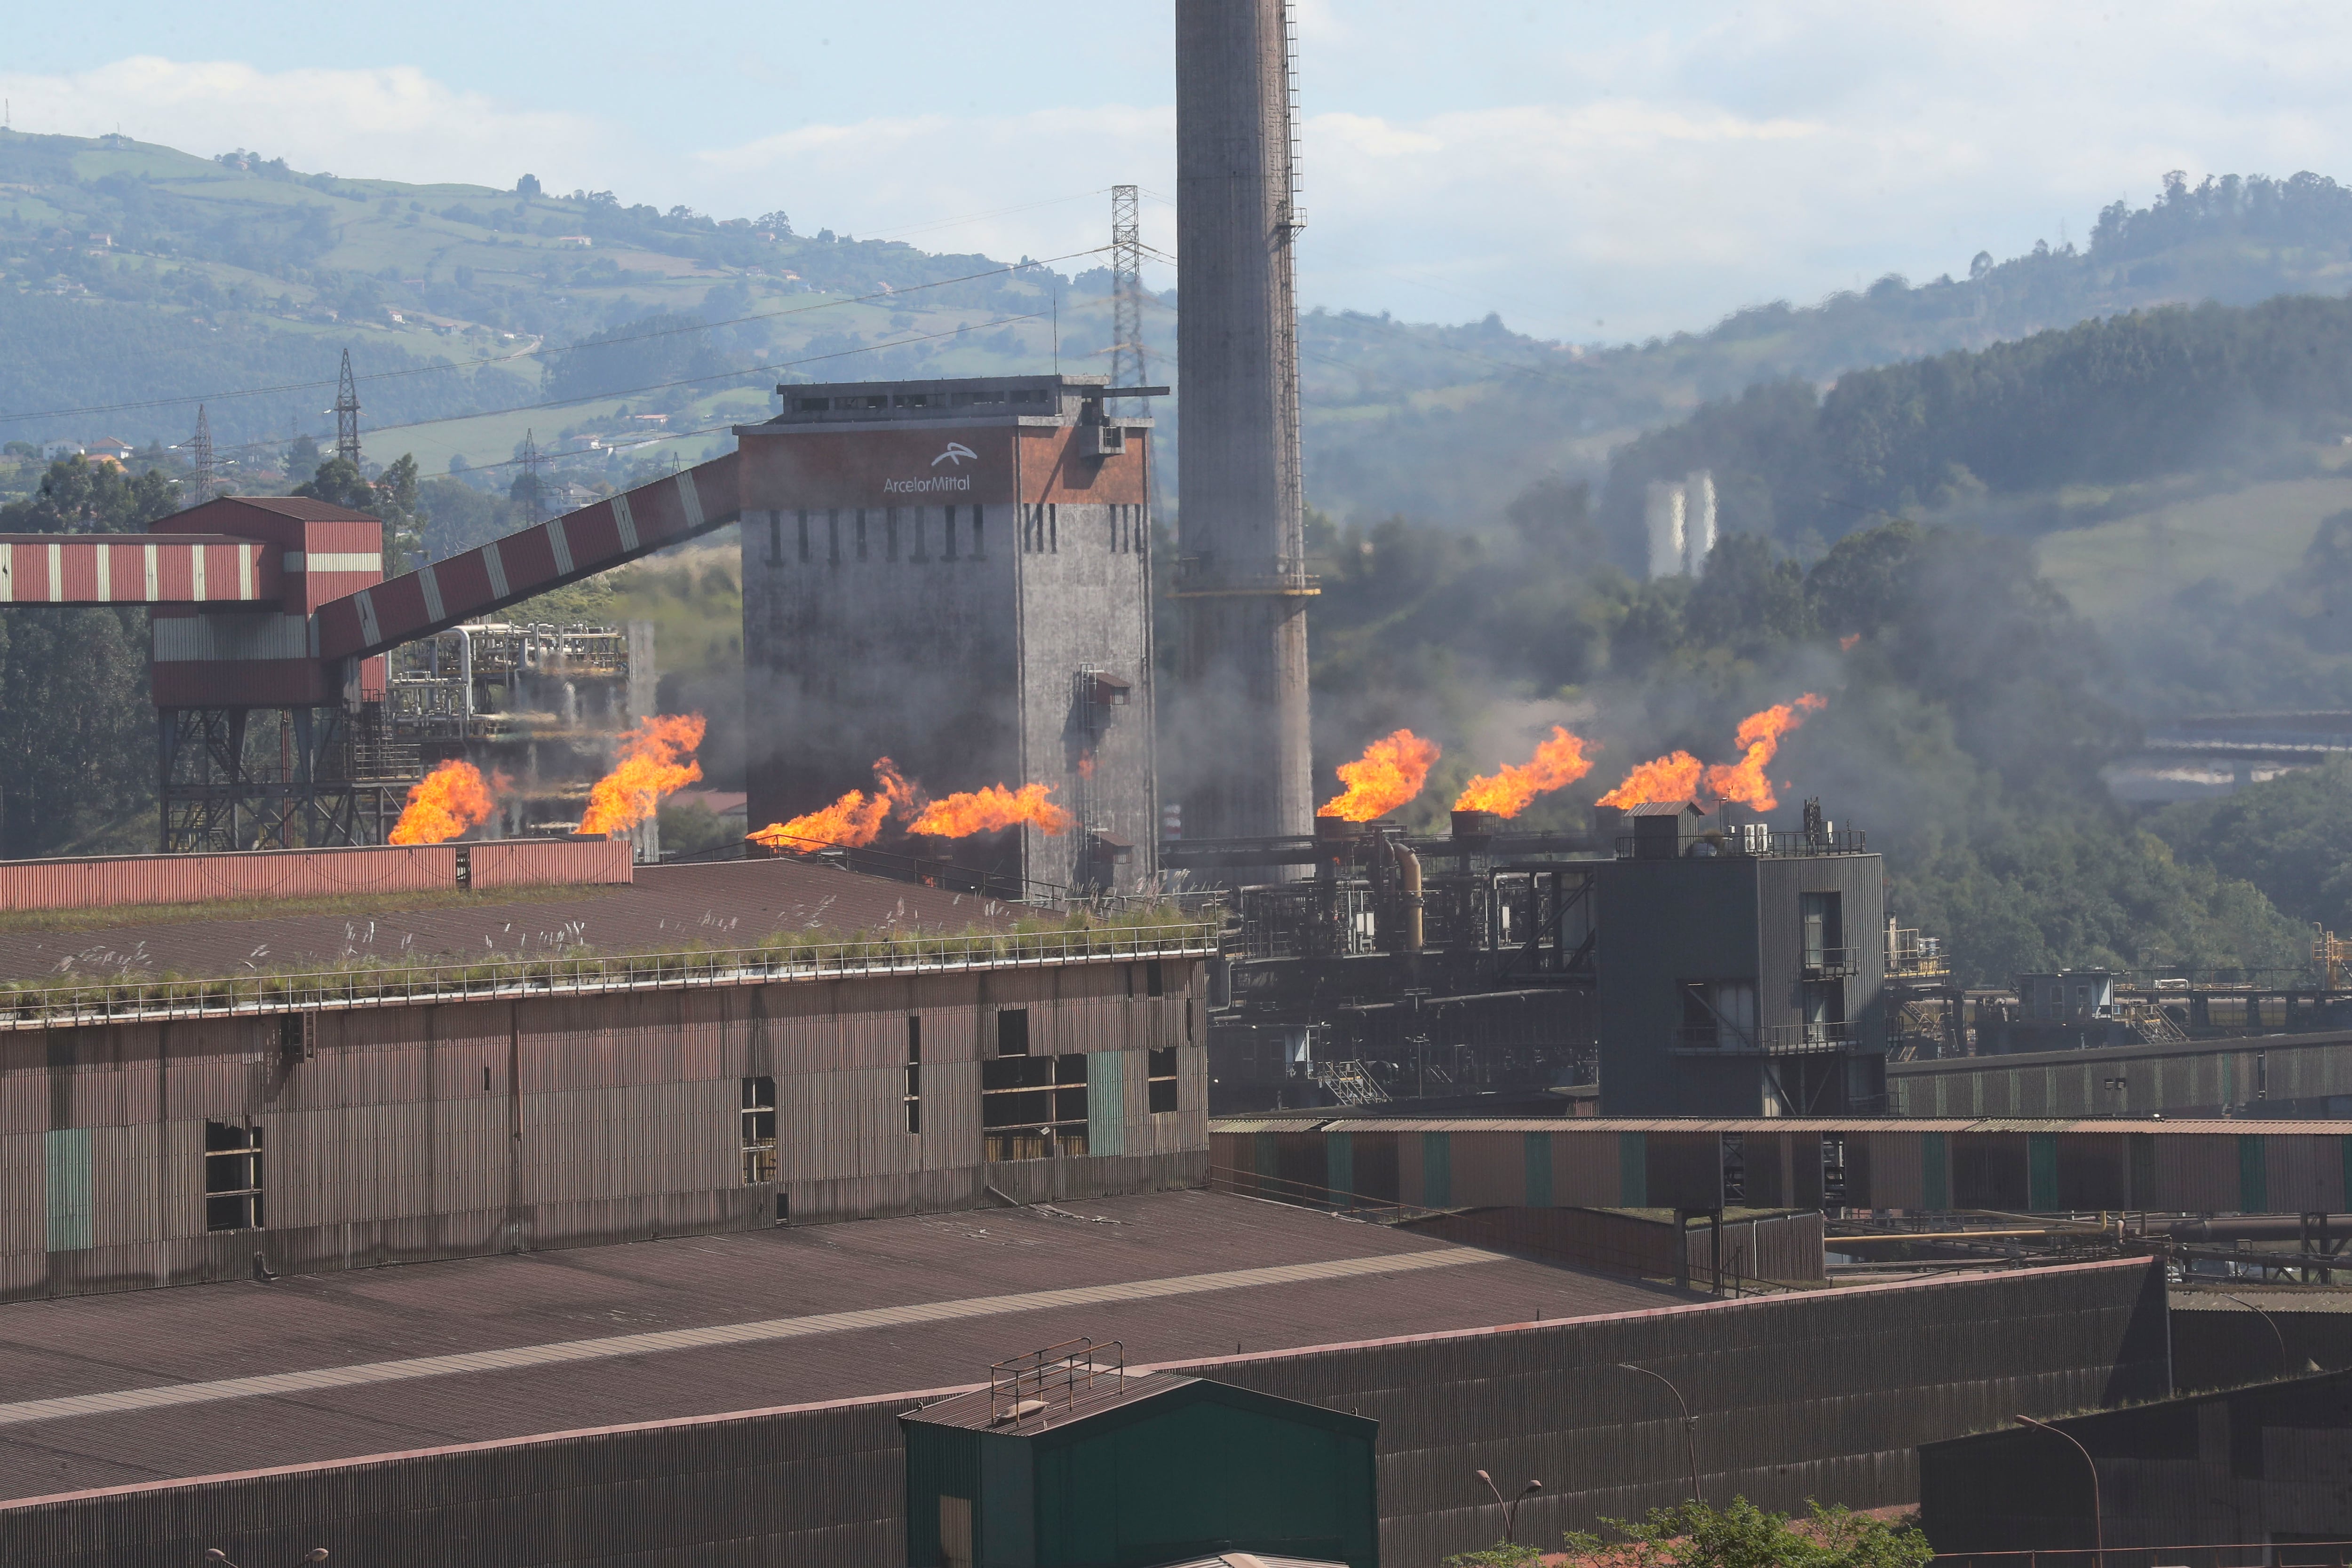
top-left (5, 4), bottom-right (2352, 1568)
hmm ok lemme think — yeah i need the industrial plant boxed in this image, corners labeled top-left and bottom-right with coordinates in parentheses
top-left (0, 4), bottom-right (2349, 1568)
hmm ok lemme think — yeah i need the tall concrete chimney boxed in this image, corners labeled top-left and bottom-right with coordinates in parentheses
top-left (1171, 0), bottom-right (1314, 851)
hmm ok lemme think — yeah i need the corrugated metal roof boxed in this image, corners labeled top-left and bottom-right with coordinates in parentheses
top-left (905, 1371), bottom-right (1194, 1431)
top-left (1222, 1117), bottom-right (2352, 1135)
top-left (0, 1187), bottom-right (1677, 1502)
top-left (0, 855), bottom-right (1039, 983)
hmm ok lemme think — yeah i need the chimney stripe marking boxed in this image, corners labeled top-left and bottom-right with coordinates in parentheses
top-left (0, 543), bottom-right (11, 603)
top-left (143, 544), bottom-right (158, 602)
top-left (675, 472), bottom-right (704, 532)
top-left (610, 493), bottom-right (638, 552)
top-left (355, 589), bottom-right (381, 648)
top-left (484, 542), bottom-right (509, 600)
top-left (418, 564), bottom-right (445, 625)
top-left (191, 545), bottom-right (207, 601)
top-left (46, 542), bottom-right (60, 602)
top-left (94, 542), bottom-right (110, 602)
top-left (239, 545), bottom-right (255, 601)
top-left (547, 517), bottom-right (574, 576)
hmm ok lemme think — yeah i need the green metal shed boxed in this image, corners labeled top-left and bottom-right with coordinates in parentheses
top-left (900, 1345), bottom-right (1379, 1568)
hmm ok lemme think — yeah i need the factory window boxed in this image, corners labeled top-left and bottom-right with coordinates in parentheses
top-left (944, 505), bottom-right (959, 560)
top-left (1679, 980), bottom-right (1756, 1050)
top-left (905, 1016), bottom-right (923, 1135)
top-left (911, 506), bottom-right (930, 562)
top-left (1049, 503), bottom-right (1058, 553)
top-left (1147, 958), bottom-right (1164, 997)
top-left (826, 509), bottom-right (841, 564)
top-left (855, 509), bottom-right (868, 561)
top-left (1023, 505), bottom-right (1040, 553)
top-left (795, 396), bottom-right (830, 412)
top-left (981, 1053), bottom-right (1089, 1160)
top-left (796, 509), bottom-right (810, 562)
top-left (970, 504), bottom-right (985, 558)
top-left (1800, 891), bottom-right (1843, 970)
top-left (741, 1076), bottom-right (778, 1183)
top-left (997, 1007), bottom-right (1030, 1056)
top-left (886, 506), bottom-right (900, 561)
top-left (203, 1120), bottom-right (264, 1233)
top-left (768, 510), bottom-right (783, 566)
top-left (1802, 980), bottom-right (1844, 1046)
top-left (1148, 1046), bottom-right (1178, 1114)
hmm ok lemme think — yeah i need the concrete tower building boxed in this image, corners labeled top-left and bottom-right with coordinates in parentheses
top-left (740, 375), bottom-right (1159, 891)
top-left (1170, 0), bottom-right (1315, 849)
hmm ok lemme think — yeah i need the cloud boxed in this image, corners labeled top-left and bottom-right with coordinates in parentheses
top-left (0, 56), bottom-right (607, 192)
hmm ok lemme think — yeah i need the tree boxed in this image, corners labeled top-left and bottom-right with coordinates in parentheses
top-left (1559, 1497), bottom-right (1932, 1568)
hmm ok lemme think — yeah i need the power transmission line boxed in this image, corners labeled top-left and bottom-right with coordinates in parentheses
top-left (1108, 186), bottom-right (1146, 404)
top-left (333, 349), bottom-right (361, 469)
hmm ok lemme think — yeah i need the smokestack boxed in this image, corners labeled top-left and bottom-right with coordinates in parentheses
top-left (1173, 0), bottom-right (1313, 853)
top-left (1644, 480), bottom-right (1687, 580)
top-left (1684, 468), bottom-right (1717, 575)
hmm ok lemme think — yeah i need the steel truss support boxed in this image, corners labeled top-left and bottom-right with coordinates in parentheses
top-left (159, 705), bottom-right (411, 852)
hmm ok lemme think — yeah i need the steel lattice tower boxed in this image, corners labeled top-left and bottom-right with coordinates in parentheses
top-left (1109, 185), bottom-right (1145, 396)
top-left (189, 404), bottom-right (213, 502)
top-left (334, 348), bottom-right (362, 469)
top-left (520, 429), bottom-right (544, 525)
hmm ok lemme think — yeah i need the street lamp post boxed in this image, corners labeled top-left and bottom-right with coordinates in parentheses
top-left (2221, 1292), bottom-right (2316, 1378)
top-left (1615, 1363), bottom-right (1702, 1503)
top-left (1476, 1468), bottom-right (1543, 1543)
top-left (2014, 1414), bottom-right (2101, 1568)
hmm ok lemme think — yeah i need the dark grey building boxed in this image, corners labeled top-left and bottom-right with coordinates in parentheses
top-left (1595, 804), bottom-right (1888, 1115)
top-left (1921, 1364), bottom-right (2352, 1557)
top-left (740, 374), bottom-right (1157, 891)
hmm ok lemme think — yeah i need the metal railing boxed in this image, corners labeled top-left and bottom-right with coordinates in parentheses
top-left (1802, 947), bottom-right (1855, 977)
top-left (1758, 1021), bottom-right (1875, 1054)
top-left (0, 923), bottom-right (1216, 1032)
top-left (1167, 554), bottom-right (1321, 598)
top-left (1932, 1544), bottom-right (2352, 1568)
top-left (988, 1337), bottom-right (1126, 1429)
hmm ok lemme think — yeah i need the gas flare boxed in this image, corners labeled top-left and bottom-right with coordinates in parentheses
top-left (1595, 751), bottom-right (1706, 809)
top-left (747, 759), bottom-right (918, 852)
top-left (1317, 729), bottom-right (1440, 822)
top-left (579, 713), bottom-right (706, 837)
top-left (388, 759), bottom-right (502, 845)
top-left (908, 782), bottom-right (1074, 838)
top-left (1703, 694), bottom-right (1826, 812)
top-left (1453, 726), bottom-right (1596, 818)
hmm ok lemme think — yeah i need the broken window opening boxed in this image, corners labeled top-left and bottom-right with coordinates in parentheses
top-left (1148, 1045), bottom-right (1178, 1115)
top-left (981, 1052), bottom-right (1089, 1161)
top-left (741, 1075), bottom-right (777, 1184)
top-left (906, 1016), bottom-right (923, 1135)
top-left (203, 1119), bottom-right (264, 1233)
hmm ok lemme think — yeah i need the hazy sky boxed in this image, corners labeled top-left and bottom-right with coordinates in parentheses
top-left (8, 2), bottom-right (2352, 341)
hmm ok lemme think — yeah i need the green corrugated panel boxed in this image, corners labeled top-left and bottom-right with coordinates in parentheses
top-left (2240, 1134), bottom-right (2268, 1212)
top-left (1922, 1131), bottom-right (1948, 1211)
top-left (1619, 1130), bottom-right (1647, 1206)
top-left (2028, 1133), bottom-right (2058, 1211)
top-left (1525, 1131), bottom-right (1554, 1207)
top-left (1087, 1052), bottom-right (1126, 1157)
top-left (1328, 1132), bottom-right (1354, 1208)
top-left (1422, 1131), bottom-right (1452, 1208)
top-left (43, 1128), bottom-right (90, 1253)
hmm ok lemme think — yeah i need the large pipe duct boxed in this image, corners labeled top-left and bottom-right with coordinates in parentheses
top-left (1172, 0), bottom-right (1314, 858)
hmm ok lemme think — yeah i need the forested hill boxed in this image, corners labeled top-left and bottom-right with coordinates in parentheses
top-left (9, 128), bottom-right (2352, 530)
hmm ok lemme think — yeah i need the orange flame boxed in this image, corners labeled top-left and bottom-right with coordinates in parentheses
top-left (1595, 751), bottom-right (1706, 809)
top-left (1702, 694), bottom-right (1826, 812)
top-left (388, 759), bottom-right (502, 845)
top-left (1453, 726), bottom-right (1596, 818)
top-left (579, 713), bottom-right (706, 837)
top-left (747, 759), bottom-right (918, 852)
top-left (908, 782), bottom-right (1074, 838)
top-left (1317, 729), bottom-right (1440, 821)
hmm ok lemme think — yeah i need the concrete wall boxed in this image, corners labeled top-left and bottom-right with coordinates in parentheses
top-left (0, 1258), bottom-right (2168, 1568)
top-left (738, 387), bottom-right (1156, 890)
top-left (0, 957), bottom-right (1208, 1300)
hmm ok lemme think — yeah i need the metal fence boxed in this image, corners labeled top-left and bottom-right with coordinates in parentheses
top-left (0, 923), bottom-right (1217, 1032)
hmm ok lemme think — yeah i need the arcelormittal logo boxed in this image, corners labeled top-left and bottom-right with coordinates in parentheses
top-left (932, 443), bottom-right (978, 467)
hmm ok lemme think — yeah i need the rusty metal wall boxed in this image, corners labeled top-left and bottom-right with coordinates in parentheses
top-left (1212, 1121), bottom-right (2352, 1215)
top-left (0, 1259), bottom-right (2167, 1568)
top-left (1890, 1030), bottom-right (2352, 1118)
top-left (0, 959), bottom-right (1208, 1300)
top-left (467, 838), bottom-right (633, 889)
top-left (0, 844), bottom-right (458, 912)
